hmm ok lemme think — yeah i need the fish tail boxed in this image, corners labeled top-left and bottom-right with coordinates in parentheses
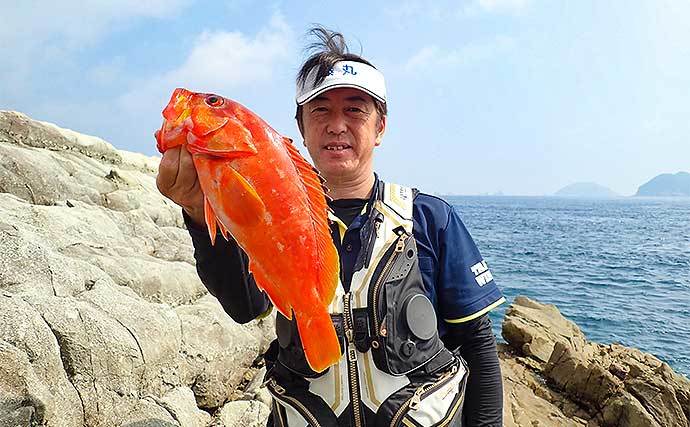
top-left (296, 309), bottom-right (341, 373)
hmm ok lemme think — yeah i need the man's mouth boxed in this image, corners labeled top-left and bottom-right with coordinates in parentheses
top-left (324, 143), bottom-right (351, 151)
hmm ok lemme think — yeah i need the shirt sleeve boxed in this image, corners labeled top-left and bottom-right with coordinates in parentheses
top-left (437, 206), bottom-right (505, 323)
top-left (183, 210), bottom-right (271, 324)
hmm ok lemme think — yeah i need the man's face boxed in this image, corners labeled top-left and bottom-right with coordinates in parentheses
top-left (301, 87), bottom-right (386, 183)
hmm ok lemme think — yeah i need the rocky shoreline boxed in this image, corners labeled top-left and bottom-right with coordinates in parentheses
top-left (1, 111), bottom-right (688, 426)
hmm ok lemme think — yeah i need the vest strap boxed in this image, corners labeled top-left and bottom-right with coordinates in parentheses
top-left (352, 308), bottom-right (371, 353)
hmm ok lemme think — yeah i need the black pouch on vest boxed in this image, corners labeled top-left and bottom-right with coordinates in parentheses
top-left (374, 355), bottom-right (468, 427)
top-left (370, 233), bottom-right (447, 375)
top-left (265, 359), bottom-right (339, 427)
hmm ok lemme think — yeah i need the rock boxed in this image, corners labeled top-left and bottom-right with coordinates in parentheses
top-left (500, 345), bottom-right (592, 427)
top-left (503, 296), bottom-right (690, 427)
top-left (0, 111), bottom-right (271, 426)
top-left (502, 296), bottom-right (588, 363)
top-left (176, 295), bottom-right (271, 409)
top-left (0, 295), bottom-right (83, 426)
top-left (3, 111), bottom-right (689, 426)
top-left (151, 387), bottom-right (213, 426)
top-left (216, 400), bottom-right (271, 427)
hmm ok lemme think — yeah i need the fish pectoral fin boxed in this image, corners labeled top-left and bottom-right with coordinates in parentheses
top-left (204, 197), bottom-right (218, 245)
top-left (223, 166), bottom-right (266, 227)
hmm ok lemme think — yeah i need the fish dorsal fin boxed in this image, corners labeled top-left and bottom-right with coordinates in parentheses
top-left (281, 137), bottom-right (338, 305)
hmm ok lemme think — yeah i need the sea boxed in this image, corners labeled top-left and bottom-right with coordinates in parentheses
top-left (446, 196), bottom-right (690, 378)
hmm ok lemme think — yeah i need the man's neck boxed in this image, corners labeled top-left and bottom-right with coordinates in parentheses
top-left (325, 173), bottom-right (375, 200)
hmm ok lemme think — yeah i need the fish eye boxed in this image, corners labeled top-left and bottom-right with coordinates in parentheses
top-left (205, 95), bottom-right (223, 107)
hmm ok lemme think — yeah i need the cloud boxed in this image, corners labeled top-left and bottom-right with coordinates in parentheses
top-left (0, 0), bottom-right (193, 101)
top-left (385, 0), bottom-right (533, 22)
top-left (384, 0), bottom-right (444, 22)
top-left (405, 36), bottom-right (515, 70)
top-left (161, 14), bottom-right (292, 91)
top-left (459, 0), bottom-right (533, 17)
top-left (118, 13), bottom-right (293, 113)
top-left (1, 0), bottom-right (191, 44)
top-left (477, 0), bottom-right (532, 13)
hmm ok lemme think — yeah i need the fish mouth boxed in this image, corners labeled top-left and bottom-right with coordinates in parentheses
top-left (163, 88), bottom-right (193, 127)
top-left (156, 88), bottom-right (194, 153)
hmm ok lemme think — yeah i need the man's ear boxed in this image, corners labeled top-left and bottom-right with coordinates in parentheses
top-left (295, 106), bottom-right (305, 144)
top-left (375, 115), bottom-right (387, 146)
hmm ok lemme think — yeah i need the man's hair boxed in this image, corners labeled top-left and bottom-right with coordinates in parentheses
top-left (295, 26), bottom-right (387, 133)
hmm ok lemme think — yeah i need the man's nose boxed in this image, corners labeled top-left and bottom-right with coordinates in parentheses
top-left (326, 112), bottom-right (347, 134)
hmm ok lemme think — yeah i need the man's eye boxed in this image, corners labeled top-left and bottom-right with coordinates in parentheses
top-left (312, 107), bottom-right (328, 113)
top-left (347, 107), bottom-right (367, 114)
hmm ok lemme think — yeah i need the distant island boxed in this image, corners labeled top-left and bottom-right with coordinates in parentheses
top-left (636, 172), bottom-right (690, 197)
top-left (554, 182), bottom-right (618, 198)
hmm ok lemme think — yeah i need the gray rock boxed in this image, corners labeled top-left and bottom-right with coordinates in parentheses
top-left (0, 111), bottom-right (270, 426)
top-left (176, 295), bottom-right (268, 409)
top-left (4, 111), bottom-right (687, 427)
top-left (216, 400), bottom-right (270, 427)
top-left (149, 387), bottom-right (213, 427)
top-left (0, 295), bottom-right (83, 426)
top-left (503, 296), bottom-right (690, 427)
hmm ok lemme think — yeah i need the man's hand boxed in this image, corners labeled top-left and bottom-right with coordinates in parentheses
top-left (156, 145), bottom-right (206, 227)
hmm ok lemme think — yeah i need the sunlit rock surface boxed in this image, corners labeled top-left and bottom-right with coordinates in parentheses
top-left (1, 111), bottom-right (687, 426)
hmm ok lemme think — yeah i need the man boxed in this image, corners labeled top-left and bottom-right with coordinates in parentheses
top-left (157, 27), bottom-right (504, 426)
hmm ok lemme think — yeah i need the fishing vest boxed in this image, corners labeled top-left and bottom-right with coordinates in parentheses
top-left (265, 182), bottom-right (468, 427)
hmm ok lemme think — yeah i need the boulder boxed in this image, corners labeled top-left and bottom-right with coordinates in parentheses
top-left (0, 111), bottom-right (272, 426)
top-left (503, 296), bottom-right (690, 427)
top-left (216, 400), bottom-right (271, 427)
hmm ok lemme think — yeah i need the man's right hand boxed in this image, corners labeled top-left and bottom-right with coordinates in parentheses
top-left (156, 145), bottom-right (206, 228)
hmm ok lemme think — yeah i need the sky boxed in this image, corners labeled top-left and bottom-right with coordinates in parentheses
top-left (2, 0), bottom-right (689, 196)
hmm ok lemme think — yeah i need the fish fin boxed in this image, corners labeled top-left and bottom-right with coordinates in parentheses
top-left (217, 220), bottom-right (231, 241)
top-left (281, 137), bottom-right (339, 305)
top-left (249, 260), bottom-right (292, 320)
top-left (204, 196), bottom-right (218, 246)
top-left (193, 156), bottom-right (265, 228)
top-left (296, 309), bottom-right (341, 373)
top-left (220, 166), bottom-right (266, 227)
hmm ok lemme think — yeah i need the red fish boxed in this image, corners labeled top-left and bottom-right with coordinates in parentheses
top-left (155, 88), bottom-right (341, 372)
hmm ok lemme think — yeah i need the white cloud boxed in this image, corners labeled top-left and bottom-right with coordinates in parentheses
top-left (163, 14), bottom-right (292, 91)
top-left (384, 0), bottom-right (443, 22)
top-left (1, 0), bottom-right (191, 44)
top-left (477, 0), bottom-right (532, 13)
top-left (384, 0), bottom-right (533, 26)
top-left (459, 0), bottom-right (533, 17)
top-left (118, 13), bottom-right (293, 113)
top-left (405, 36), bottom-right (515, 70)
top-left (0, 0), bottom-right (193, 101)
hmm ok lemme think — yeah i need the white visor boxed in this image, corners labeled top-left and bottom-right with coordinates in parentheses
top-left (296, 60), bottom-right (387, 105)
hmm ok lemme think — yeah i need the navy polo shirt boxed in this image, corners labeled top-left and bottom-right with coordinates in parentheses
top-left (330, 179), bottom-right (505, 338)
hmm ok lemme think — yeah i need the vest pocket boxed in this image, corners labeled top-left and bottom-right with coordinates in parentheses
top-left (376, 357), bottom-right (468, 427)
top-left (265, 361), bottom-right (340, 427)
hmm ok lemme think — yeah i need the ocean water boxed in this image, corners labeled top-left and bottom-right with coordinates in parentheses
top-left (447, 196), bottom-right (690, 377)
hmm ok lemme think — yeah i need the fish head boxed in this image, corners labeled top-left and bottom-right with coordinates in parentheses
top-left (155, 88), bottom-right (256, 158)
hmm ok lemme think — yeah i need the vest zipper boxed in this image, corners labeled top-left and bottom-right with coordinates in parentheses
top-left (388, 365), bottom-right (461, 427)
top-left (343, 291), bottom-right (364, 427)
top-left (267, 378), bottom-right (323, 427)
top-left (371, 233), bottom-right (408, 335)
